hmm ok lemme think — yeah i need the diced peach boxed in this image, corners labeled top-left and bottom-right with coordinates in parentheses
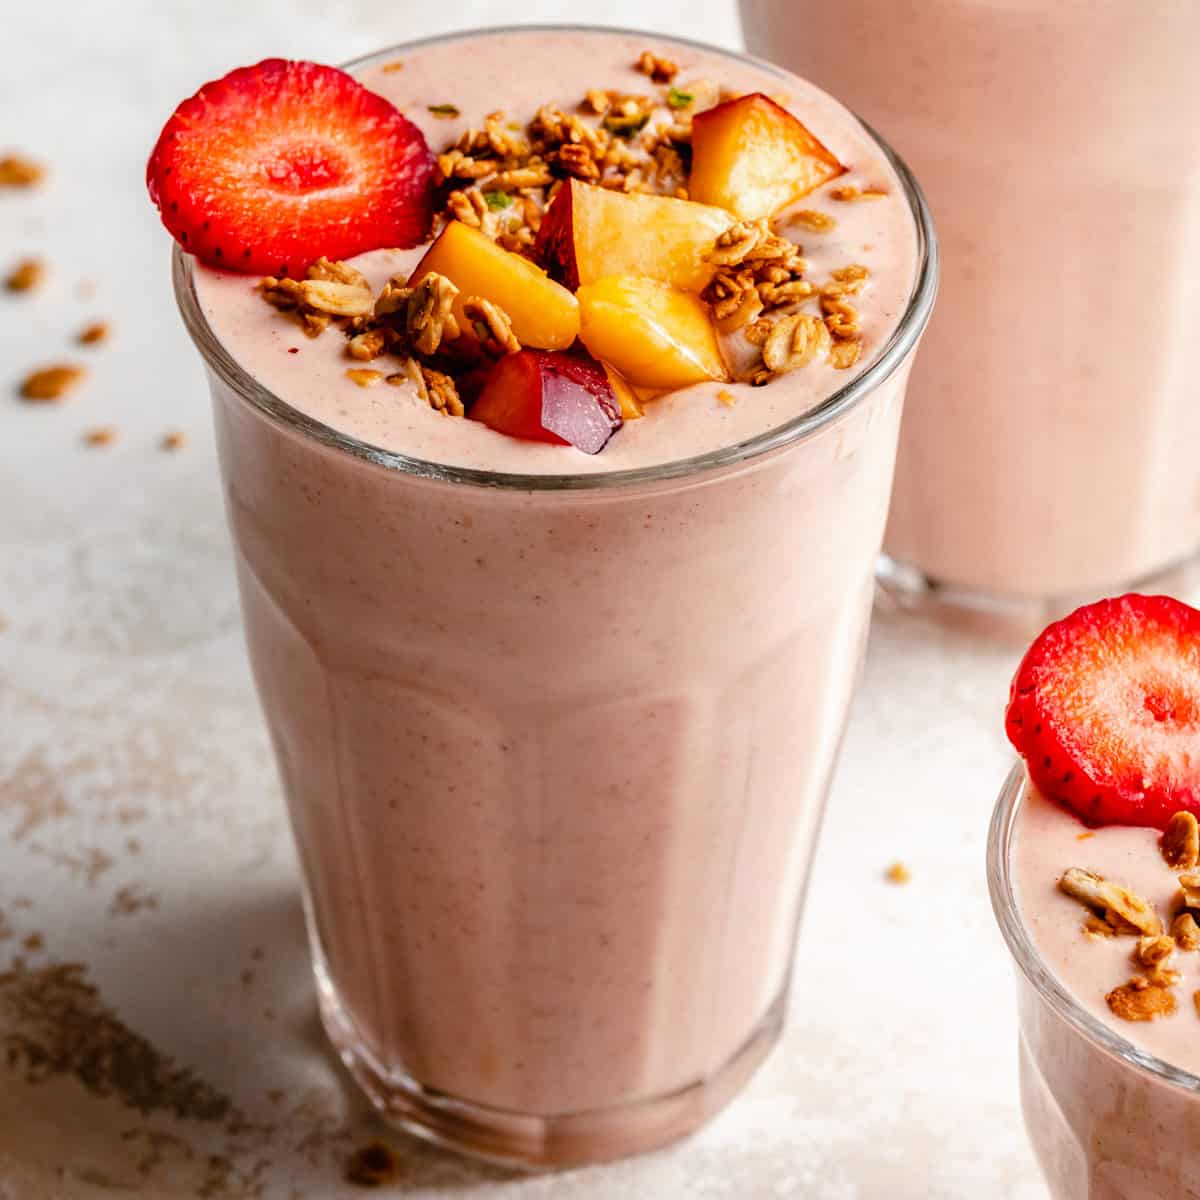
top-left (602, 362), bottom-right (644, 420)
top-left (535, 180), bottom-right (735, 292)
top-left (689, 93), bottom-right (846, 221)
top-left (469, 349), bottom-right (622, 453)
top-left (408, 220), bottom-right (579, 350)
top-left (577, 276), bottom-right (728, 391)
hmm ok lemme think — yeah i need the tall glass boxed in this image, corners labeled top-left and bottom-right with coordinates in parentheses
top-left (741, 0), bottom-right (1200, 634)
top-left (173, 30), bottom-right (936, 1168)
top-left (989, 766), bottom-right (1200, 1199)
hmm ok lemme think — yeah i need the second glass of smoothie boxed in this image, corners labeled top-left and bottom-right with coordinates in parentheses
top-left (741, 0), bottom-right (1200, 631)
top-left (172, 27), bottom-right (935, 1167)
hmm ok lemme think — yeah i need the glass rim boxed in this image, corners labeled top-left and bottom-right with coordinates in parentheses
top-left (172, 23), bottom-right (938, 493)
top-left (987, 761), bottom-right (1200, 1095)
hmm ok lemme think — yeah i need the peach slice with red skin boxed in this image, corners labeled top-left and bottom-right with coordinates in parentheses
top-left (469, 349), bottom-right (623, 453)
top-left (535, 180), bottom-right (735, 293)
top-left (689, 93), bottom-right (846, 221)
top-left (577, 276), bottom-right (728, 391)
top-left (408, 219), bottom-right (579, 350)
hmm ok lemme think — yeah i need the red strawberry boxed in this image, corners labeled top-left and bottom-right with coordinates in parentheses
top-left (1005, 594), bottom-right (1200, 830)
top-left (147, 59), bottom-right (435, 276)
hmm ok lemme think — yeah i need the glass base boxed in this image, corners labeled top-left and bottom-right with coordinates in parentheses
top-left (875, 548), bottom-right (1200, 642)
top-left (314, 958), bottom-right (784, 1170)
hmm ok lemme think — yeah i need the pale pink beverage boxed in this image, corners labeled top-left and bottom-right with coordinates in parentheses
top-left (175, 28), bottom-right (934, 1166)
top-left (991, 768), bottom-right (1200, 1199)
top-left (742, 0), bottom-right (1200, 626)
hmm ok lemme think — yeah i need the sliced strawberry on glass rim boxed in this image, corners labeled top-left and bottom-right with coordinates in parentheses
top-left (1005, 594), bottom-right (1200, 830)
top-left (147, 59), bottom-right (435, 276)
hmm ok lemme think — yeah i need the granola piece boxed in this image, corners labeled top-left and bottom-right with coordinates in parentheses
top-left (4, 257), bottom-right (44, 292)
top-left (830, 185), bottom-right (888, 202)
top-left (636, 50), bottom-right (680, 84)
top-left (463, 297), bottom-right (520, 356)
top-left (1194, 991), bottom-right (1200, 1019)
top-left (299, 278), bottom-right (374, 318)
top-left (1162, 812), bottom-right (1200, 870)
top-left (82, 426), bottom-right (117, 447)
top-left (373, 274), bottom-right (412, 319)
top-left (831, 264), bottom-right (870, 286)
top-left (1173, 911), bottom-right (1200, 951)
top-left (1179, 873), bottom-right (1200, 911)
top-left (582, 89), bottom-right (614, 116)
top-left (428, 103), bottom-right (461, 119)
top-left (422, 366), bottom-right (464, 416)
top-left (757, 279), bottom-right (815, 308)
top-left (743, 318), bottom-right (773, 347)
top-left (447, 187), bottom-right (491, 230)
top-left (821, 292), bottom-right (861, 340)
top-left (555, 143), bottom-right (602, 181)
top-left (259, 275), bottom-right (306, 311)
top-left (531, 105), bottom-right (608, 158)
top-left (791, 209), bottom-right (837, 233)
top-left (483, 111), bottom-right (529, 160)
top-left (705, 269), bottom-right (763, 331)
top-left (1106, 977), bottom-right (1177, 1022)
top-left (1136, 935), bottom-right (1176, 968)
top-left (161, 431), bottom-right (187, 452)
top-left (345, 368), bottom-right (384, 388)
top-left (488, 164), bottom-right (554, 190)
top-left (19, 364), bottom-right (86, 402)
top-left (438, 149), bottom-right (499, 182)
top-left (717, 389), bottom-right (737, 408)
top-left (404, 273), bottom-right (461, 356)
top-left (1083, 913), bottom-right (1118, 939)
top-left (380, 60), bottom-right (404, 73)
top-left (307, 257), bottom-right (370, 289)
top-left (1058, 867), bottom-right (1162, 936)
top-left (0, 154), bottom-right (45, 188)
top-left (829, 340), bottom-right (863, 371)
top-left (78, 321), bottom-right (110, 346)
top-left (885, 862), bottom-right (911, 885)
top-left (707, 219), bottom-right (769, 267)
top-left (345, 1140), bottom-right (400, 1187)
top-left (346, 328), bottom-right (387, 361)
top-left (762, 313), bottom-right (832, 376)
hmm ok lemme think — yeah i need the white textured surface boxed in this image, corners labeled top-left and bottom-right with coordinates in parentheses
top-left (0, 2), bottom-right (1044, 1196)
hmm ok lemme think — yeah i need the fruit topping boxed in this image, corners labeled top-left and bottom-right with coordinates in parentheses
top-left (408, 220), bottom-right (579, 351)
top-left (602, 364), bottom-right (644, 421)
top-left (147, 59), bottom-right (436, 275)
top-left (469, 350), bottom-right (622, 453)
top-left (1006, 595), bottom-right (1200, 831)
top-left (577, 276), bottom-right (728, 391)
top-left (689, 93), bottom-right (845, 221)
top-left (534, 180), bottom-right (735, 292)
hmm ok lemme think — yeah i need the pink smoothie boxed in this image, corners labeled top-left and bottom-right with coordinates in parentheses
top-left (179, 28), bottom-right (929, 1164)
top-left (741, 0), bottom-right (1200, 601)
top-left (1008, 779), bottom-right (1200, 1198)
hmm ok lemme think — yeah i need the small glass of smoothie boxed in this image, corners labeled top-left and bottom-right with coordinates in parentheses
top-left (157, 26), bottom-right (935, 1166)
top-left (741, 0), bottom-right (1200, 634)
top-left (990, 593), bottom-right (1200, 1197)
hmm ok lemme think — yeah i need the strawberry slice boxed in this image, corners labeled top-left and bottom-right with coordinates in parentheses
top-left (1006, 594), bottom-right (1200, 830)
top-left (147, 59), bottom-right (435, 276)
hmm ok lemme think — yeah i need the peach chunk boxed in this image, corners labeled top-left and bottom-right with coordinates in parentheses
top-left (408, 220), bottom-right (579, 350)
top-left (577, 276), bottom-right (728, 391)
top-left (602, 362), bottom-right (644, 420)
top-left (689, 93), bottom-right (846, 221)
top-left (535, 180), bottom-right (735, 292)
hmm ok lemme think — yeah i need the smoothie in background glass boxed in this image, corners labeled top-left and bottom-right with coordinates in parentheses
top-left (741, 0), bottom-right (1200, 628)
top-left (159, 27), bottom-right (935, 1166)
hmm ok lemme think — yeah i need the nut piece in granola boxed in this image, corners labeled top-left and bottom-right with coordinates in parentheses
top-left (0, 154), bottom-right (45, 188)
top-left (1106, 977), bottom-right (1177, 1022)
top-left (690, 93), bottom-right (845, 221)
top-left (463, 297), bottom-right (520, 357)
top-left (4, 257), bottom-right (44, 293)
top-left (1058, 867), bottom-right (1163, 936)
top-left (1162, 811), bottom-right (1200, 870)
top-left (635, 50), bottom-right (680, 84)
top-left (1174, 911), bottom-right (1200, 951)
top-left (19, 364), bottom-right (86, 403)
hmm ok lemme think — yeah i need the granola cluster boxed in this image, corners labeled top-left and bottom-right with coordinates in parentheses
top-left (259, 256), bottom-right (523, 417)
top-left (1056, 811), bottom-right (1200, 1023)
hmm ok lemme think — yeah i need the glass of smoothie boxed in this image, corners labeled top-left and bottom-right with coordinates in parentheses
top-left (990, 594), bottom-right (1200, 1198)
top-left (741, 0), bottom-right (1200, 633)
top-left (155, 26), bottom-right (935, 1167)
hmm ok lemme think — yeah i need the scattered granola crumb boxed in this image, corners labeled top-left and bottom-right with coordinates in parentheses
top-left (19, 364), bottom-right (85, 402)
top-left (1162, 812), bottom-right (1200, 870)
top-left (791, 209), bottom-right (837, 233)
top-left (829, 340), bottom-right (863, 371)
top-left (1076, 831), bottom-right (1095, 841)
top-left (1135, 934), bottom-right (1176, 968)
top-left (0, 154), bottom-right (45, 188)
top-left (83, 427), bottom-right (117, 448)
top-left (345, 1140), bottom-right (400, 1187)
top-left (1106, 977), bottom-right (1177, 1022)
top-left (885, 862), bottom-right (911, 885)
top-left (346, 369), bottom-right (384, 388)
top-left (428, 104), bottom-right (461, 119)
top-left (1194, 990), bottom-right (1200, 1019)
top-left (4, 257), bottom-right (44, 293)
top-left (161, 431), bottom-right (186, 452)
top-left (77, 321), bottom-right (110, 346)
top-left (636, 50), bottom-right (679, 84)
top-left (22, 933), bottom-right (43, 953)
top-left (1083, 913), bottom-right (1117, 939)
top-left (1174, 911), bottom-right (1200, 951)
top-left (717, 389), bottom-right (736, 408)
top-left (830, 185), bottom-right (888, 202)
top-left (381, 60), bottom-right (404, 73)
